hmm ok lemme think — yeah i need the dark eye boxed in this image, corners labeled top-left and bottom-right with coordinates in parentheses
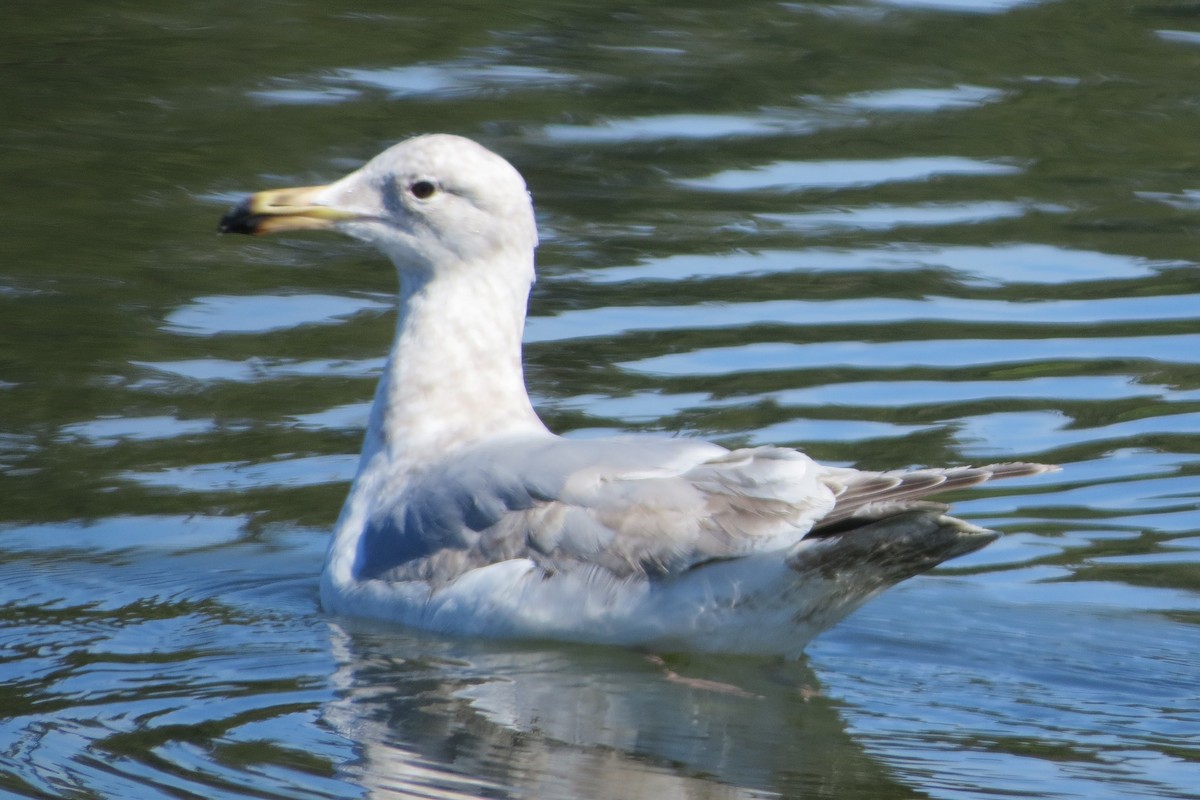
top-left (409, 180), bottom-right (437, 200)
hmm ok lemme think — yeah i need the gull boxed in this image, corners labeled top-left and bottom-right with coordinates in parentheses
top-left (219, 134), bottom-right (1054, 658)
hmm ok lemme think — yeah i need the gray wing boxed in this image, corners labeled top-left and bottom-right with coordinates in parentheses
top-left (356, 434), bottom-right (1055, 585)
top-left (357, 435), bottom-right (835, 584)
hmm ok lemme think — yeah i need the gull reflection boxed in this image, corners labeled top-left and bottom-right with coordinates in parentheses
top-left (323, 621), bottom-right (914, 799)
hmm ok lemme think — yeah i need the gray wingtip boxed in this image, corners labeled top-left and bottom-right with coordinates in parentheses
top-left (986, 461), bottom-right (1060, 477)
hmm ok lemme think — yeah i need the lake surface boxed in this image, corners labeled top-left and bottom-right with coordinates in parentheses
top-left (2, 0), bottom-right (1199, 797)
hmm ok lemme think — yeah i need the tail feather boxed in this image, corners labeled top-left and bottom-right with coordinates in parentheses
top-left (784, 461), bottom-right (1057, 607)
top-left (780, 508), bottom-right (998, 633)
top-left (791, 509), bottom-right (996, 579)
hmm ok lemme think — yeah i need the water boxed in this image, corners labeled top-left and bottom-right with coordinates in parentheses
top-left (2, 0), bottom-right (1198, 797)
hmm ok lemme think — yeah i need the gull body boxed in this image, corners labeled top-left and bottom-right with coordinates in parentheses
top-left (220, 134), bottom-right (1053, 658)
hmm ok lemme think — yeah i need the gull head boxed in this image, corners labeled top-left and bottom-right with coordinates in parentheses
top-left (219, 134), bottom-right (538, 278)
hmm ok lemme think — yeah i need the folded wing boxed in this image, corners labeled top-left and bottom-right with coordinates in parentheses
top-left (356, 435), bottom-right (1052, 586)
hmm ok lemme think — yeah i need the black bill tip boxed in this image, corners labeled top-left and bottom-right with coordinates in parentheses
top-left (218, 197), bottom-right (260, 235)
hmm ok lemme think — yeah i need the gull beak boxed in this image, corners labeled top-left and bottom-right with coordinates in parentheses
top-left (218, 184), bottom-right (361, 236)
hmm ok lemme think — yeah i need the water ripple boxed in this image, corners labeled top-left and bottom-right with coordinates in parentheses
top-left (165, 294), bottom-right (389, 336)
top-left (760, 200), bottom-right (1048, 232)
top-left (679, 156), bottom-right (1021, 192)
top-left (119, 454), bottom-right (357, 494)
top-left (566, 243), bottom-right (1176, 286)
top-left (528, 295), bottom-right (1200, 342)
top-left (623, 334), bottom-right (1200, 375)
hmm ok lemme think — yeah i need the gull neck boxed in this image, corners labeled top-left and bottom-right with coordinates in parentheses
top-left (366, 256), bottom-right (546, 469)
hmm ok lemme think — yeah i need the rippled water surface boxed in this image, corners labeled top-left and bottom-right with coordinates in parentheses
top-left (3, 1), bottom-right (1199, 798)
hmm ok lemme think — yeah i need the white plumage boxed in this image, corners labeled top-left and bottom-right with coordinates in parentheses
top-left (220, 134), bottom-right (1054, 657)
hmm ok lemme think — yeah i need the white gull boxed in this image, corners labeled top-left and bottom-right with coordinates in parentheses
top-left (219, 134), bottom-right (1054, 658)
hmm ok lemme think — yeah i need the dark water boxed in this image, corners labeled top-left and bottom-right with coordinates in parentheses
top-left (2, 0), bottom-right (1199, 797)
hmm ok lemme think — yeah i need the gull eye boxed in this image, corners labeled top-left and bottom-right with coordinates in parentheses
top-left (409, 180), bottom-right (437, 200)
